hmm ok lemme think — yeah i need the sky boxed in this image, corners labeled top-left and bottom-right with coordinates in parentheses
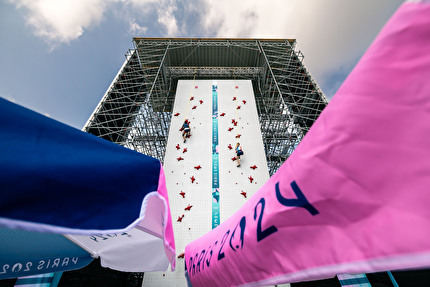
top-left (0, 0), bottom-right (403, 130)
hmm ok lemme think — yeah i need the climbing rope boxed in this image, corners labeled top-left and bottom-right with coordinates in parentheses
top-left (183, 69), bottom-right (197, 122)
top-left (234, 72), bottom-right (240, 138)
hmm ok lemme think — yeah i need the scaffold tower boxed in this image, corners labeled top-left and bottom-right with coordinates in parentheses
top-left (83, 38), bottom-right (328, 175)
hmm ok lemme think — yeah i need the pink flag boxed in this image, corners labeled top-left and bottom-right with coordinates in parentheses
top-left (185, 1), bottom-right (430, 286)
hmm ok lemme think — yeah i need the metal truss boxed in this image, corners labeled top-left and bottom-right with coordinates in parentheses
top-left (255, 40), bottom-right (328, 173)
top-left (84, 38), bottom-right (328, 175)
top-left (168, 67), bottom-right (263, 78)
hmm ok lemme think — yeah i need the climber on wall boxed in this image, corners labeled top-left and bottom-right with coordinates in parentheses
top-left (182, 119), bottom-right (191, 143)
top-left (235, 142), bottom-right (243, 167)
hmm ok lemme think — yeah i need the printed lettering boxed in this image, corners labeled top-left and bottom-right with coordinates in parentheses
top-left (72, 257), bottom-right (78, 265)
top-left (254, 198), bottom-right (278, 242)
top-left (206, 241), bottom-right (217, 267)
top-left (203, 246), bottom-right (211, 269)
top-left (12, 263), bottom-right (22, 273)
top-left (97, 234), bottom-right (108, 240)
top-left (201, 249), bottom-right (208, 271)
top-left (1, 265), bottom-right (10, 274)
top-left (52, 258), bottom-right (60, 268)
top-left (62, 258), bottom-right (69, 266)
top-left (276, 181), bottom-right (319, 215)
top-left (189, 180), bottom-right (321, 281)
top-left (196, 250), bottom-right (205, 273)
top-left (188, 256), bottom-right (193, 276)
top-left (229, 216), bottom-right (246, 252)
top-left (37, 261), bottom-right (44, 270)
top-left (24, 262), bottom-right (32, 272)
top-left (192, 253), bottom-right (197, 276)
top-left (217, 231), bottom-right (230, 260)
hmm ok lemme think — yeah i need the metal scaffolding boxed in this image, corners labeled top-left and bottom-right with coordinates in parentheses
top-left (83, 38), bottom-right (328, 175)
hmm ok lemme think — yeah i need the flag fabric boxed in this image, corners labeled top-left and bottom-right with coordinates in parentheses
top-left (14, 272), bottom-right (63, 287)
top-left (184, 1), bottom-right (430, 286)
top-left (0, 97), bottom-right (175, 278)
top-left (337, 274), bottom-right (371, 287)
top-left (0, 227), bottom-right (92, 279)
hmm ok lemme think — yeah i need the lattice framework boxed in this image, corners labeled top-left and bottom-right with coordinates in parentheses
top-left (84, 38), bottom-right (328, 175)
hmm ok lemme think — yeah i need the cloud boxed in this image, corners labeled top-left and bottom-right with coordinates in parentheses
top-left (6, 0), bottom-right (208, 47)
top-left (7, 0), bottom-right (204, 46)
top-left (128, 19), bottom-right (147, 35)
top-left (8, 0), bottom-right (117, 47)
top-left (123, 0), bottom-right (207, 37)
top-left (156, 2), bottom-right (179, 36)
top-left (200, 0), bottom-right (403, 98)
top-left (8, 0), bottom-right (403, 98)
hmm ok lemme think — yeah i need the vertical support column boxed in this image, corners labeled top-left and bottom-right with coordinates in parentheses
top-left (211, 82), bottom-right (220, 229)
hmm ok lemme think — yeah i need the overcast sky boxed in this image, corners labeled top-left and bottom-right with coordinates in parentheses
top-left (0, 0), bottom-right (403, 129)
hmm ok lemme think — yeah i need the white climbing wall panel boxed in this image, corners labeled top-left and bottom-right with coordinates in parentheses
top-left (217, 80), bottom-right (270, 222)
top-left (143, 80), bottom-right (271, 286)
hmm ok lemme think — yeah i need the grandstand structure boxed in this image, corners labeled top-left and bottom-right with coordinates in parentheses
top-left (83, 38), bottom-right (328, 175)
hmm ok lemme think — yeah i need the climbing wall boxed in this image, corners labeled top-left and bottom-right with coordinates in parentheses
top-left (143, 80), bottom-right (271, 286)
top-left (217, 80), bottom-right (270, 222)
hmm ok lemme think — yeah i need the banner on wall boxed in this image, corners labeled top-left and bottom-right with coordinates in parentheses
top-left (185, 1), bottom-right (430, 286)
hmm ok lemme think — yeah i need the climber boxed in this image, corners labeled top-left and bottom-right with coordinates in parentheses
top-left (182, 120), bottom-right (191, 143)
top-left (235, 142), bottom-right (243, 167)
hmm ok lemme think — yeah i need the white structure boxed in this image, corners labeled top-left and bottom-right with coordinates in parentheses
top-left (143, 80), bottom-right (272, 286)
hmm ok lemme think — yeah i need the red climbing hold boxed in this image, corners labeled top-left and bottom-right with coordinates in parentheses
top-left (194, 165), bottom-right (202, 170)
top-left (176, 144), bottom-right (180, 150)
top-left (242, 100), bottom-right (246, 104)
top-left (199, 100), bottom-right (203, 104)
top-left (249, 176), bottom-right (254, 183)
top-left (190, 96), bottom-right (194, 101)
top-left (174, 112), bottom-right (180, 116)
top-left (233, 97), bottom-right (236, 101)
top-left (177, 157), bottom-right (184, 161)
top-left (179, 191), bottom-right (185, 198)
top-left (228, 144), bottom-right (232, 150)
top-left (191, 176), bottom-right (195, 183)
top-left (231, 119), bottom-right (235, 124)
top-left (220, 112), bottom-right (226, 116)
top-left (228, 127), bottom-right (234, 132)
top-left (192, 105), bottom-right (197, 109)
top-left (235, 134), bottom-right (241, 138)
top-left (178, 253), bottom-right (185, 259)
top-left (237, 106), bottom-right (241, 109)
top-left (240, 191), bottom-right (247, 198)
top-left (233, 121), bottom-right (237, 126)
top-left (250, 165), bottom-right (257, 170)
top-left (195, 86), bottom-right (198, 89)
top-left (177, 215), bottom-right (184, 222)
top-left (185, 204), bottom-right (193, 211)
top-left (235, 86), bottom-right (238, 89)
top-left (231, 157), bottom-right (237, 161)
top-left (183, 148), bottom-right (187, 153)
